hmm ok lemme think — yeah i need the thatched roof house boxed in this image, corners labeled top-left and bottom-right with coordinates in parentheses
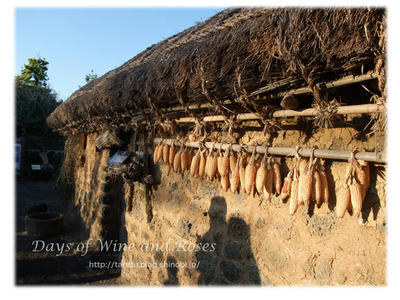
top-left (47, 8), bottom-right (387, 286)
top-left (47, 7), bottom-right (386, 136)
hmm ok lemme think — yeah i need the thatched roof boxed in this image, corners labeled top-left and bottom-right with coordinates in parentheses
top-left (47, 7), bottom-right (385, 135)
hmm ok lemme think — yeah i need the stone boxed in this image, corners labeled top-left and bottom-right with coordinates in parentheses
top-left (256, 217), bottom-right (266, 229)
top-left (224, 241), bottom-right (242, 260)
top-left (177, 218), bottom-right (196, 239)
top-left (170, 182), bottom-right (179, 193)
top-left (314, 256), bottom-right (333, 283)
top-left (200, 182), bottom-right (219, 198)
top-left (308, 213), bottom-right (336, 236)
top-left (263, 248), bottom-right (289, 273)
top-left (165, 195), bottom-right (181, 213)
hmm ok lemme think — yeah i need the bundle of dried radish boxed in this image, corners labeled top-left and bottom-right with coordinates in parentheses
top-left (221, 174), bottom-right (230, 191)
top-left (198, 149), bottom-right (207, 179)
top-left (239, 150), bottom-right (247, 193)
top-left (289, 146), bottom-right (301, 215)
top-left (336, 160), bottom-right (353, 218)
top-left (349, 174), bottom-right (363, 218)
top-left (279, 169), bottom-right (293, 202)
top-left (312, 160), bottom-right (322, 206)
top-left (162, 142), bottom-right (170, 164)
top-left (289, 159), bottom-right (300, 215)
top-left (255, 152), bottom-right (268, 196)
top-left (217, 144), bottom-right (230, 178)
top-left (271, 156), bottom-right (282, 195)
top-left (229, 149), bottom-right (241, 193)
top-left (173, 142), bottom-right (183, 173)
top-left (180, 145), bottom-right (189, 174)
top-left (244, 143), bottom-right (257, 195)
top-left (205, 143), bottom-right (218, 180)
top-left (190, 145), bottom-right (201, 177)
top-left (336, 151), bottom-right (367, 219)
top-left (318, 161), bottom-right (330, 205)
top-left (153, 141), bottom-right (162, 164)
top-left (263, 157), bottom-right (274, 201)
top-left (297, 147), bottom-right (316, 210)
top-left (229, 144), bottom-right (237, 173)
top-left (354, 160), bottom-right (370, 199)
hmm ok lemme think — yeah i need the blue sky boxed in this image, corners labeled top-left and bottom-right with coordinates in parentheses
top-left (15, 8), bottom-right (224, 100)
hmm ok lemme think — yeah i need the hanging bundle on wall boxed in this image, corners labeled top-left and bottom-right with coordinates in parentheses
top-left (336, 151), bottom-right (370, 219)
top-left (151, 138), bottom-right (379, 222)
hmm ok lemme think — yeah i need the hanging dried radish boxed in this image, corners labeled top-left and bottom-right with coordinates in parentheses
top-left (350, 175), bottom-right (363, 218)
top-left (221, 144), bottom-right (230, 177)
top-left (180, 144), bottom-right (189, 174)
top-left (263, 157), bottom-right (274, 201)
top-left (255, 152), bottom-right (268, 195)
top-left (315, 160), bottom-right (329, 205)
top-left (190, 145), bottom-right (201, 177)
top-left (312, 166), bottom-right (322, 206)
top-left (239, 151), bottom-right (247, 193)
top-left (221, 174), bottom-right (230, 191)
top-left (289, 160), bottom-right (300, 215)
top-left (298, 158), bottom-right (308, 176)
top-left (168, 140), bottom-right (177, 166)
top-left (229, 149), bottom-right (241, 193)
top-left (216, 144), bottom-right (223, 177)
top-left (153, 141), bottom-right (162, 164)
top-left (205, 143), bottom-right (218, 180)
top-left (336, 182), bottom-right (351, 218)
top-left (229, 144), bottom-right (237, 173)
top-left (279, 169), bottom-right (293, 202)
top-left (354, 160), bottom-right (370, 199)
top-left (271, 155), bottom-right (282, 195)
top-left (244, 143), bottom-right (257, 195)
top-left (297, 147), bottom-right (316, 210)
top-left (162, 142), bottom-right (170, 164)
top-left (198, 149), bottom-right (207, 178)
top-left (173, 142), bottom-right (183, 173)
top-left (336, 155), bottom-right (353, 218)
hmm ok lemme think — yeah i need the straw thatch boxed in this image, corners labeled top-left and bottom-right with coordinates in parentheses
top-left (47, 7), bottom-right (386, 136)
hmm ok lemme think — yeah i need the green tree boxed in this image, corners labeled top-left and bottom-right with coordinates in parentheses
top-left (16, 57), bottom-right (49, 87)
top-left (16, 57), bottom-right (62, 141)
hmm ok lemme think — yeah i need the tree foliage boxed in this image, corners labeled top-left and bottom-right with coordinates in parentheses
top-left (85, 69), bottom-right (98, 83)
top-left (16, 57), bottom-right (49, 87)
top-left (16, 57), bottom-right (62, 144)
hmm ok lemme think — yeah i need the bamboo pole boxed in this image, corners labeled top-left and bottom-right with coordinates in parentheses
top-left (158, 73), bottom-right (377, 113)
top-left (175, 103), bottom-right (384, 123)
top-left (152, 138), bottom-right (386, 163)
top-left (273, 73), bottom-right (377, 98)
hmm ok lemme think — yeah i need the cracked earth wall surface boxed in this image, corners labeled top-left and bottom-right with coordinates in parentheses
top-left (118, 121), bottom-right (386, 286)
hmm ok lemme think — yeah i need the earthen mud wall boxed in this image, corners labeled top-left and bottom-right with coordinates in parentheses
top-left (63, 115), bottom-right (386, 285)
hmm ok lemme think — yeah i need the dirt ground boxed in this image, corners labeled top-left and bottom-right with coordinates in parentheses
top-left (16, 180), bottom-right (121, 285)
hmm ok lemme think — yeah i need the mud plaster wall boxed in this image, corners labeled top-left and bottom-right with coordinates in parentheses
top-left (119, 117), bottom-right (386, 286)
top-left (62, 133), bottom-right (112, 241)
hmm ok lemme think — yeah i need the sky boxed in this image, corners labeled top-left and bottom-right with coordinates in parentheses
top-left (15, 8), bottom-right (224, 100)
